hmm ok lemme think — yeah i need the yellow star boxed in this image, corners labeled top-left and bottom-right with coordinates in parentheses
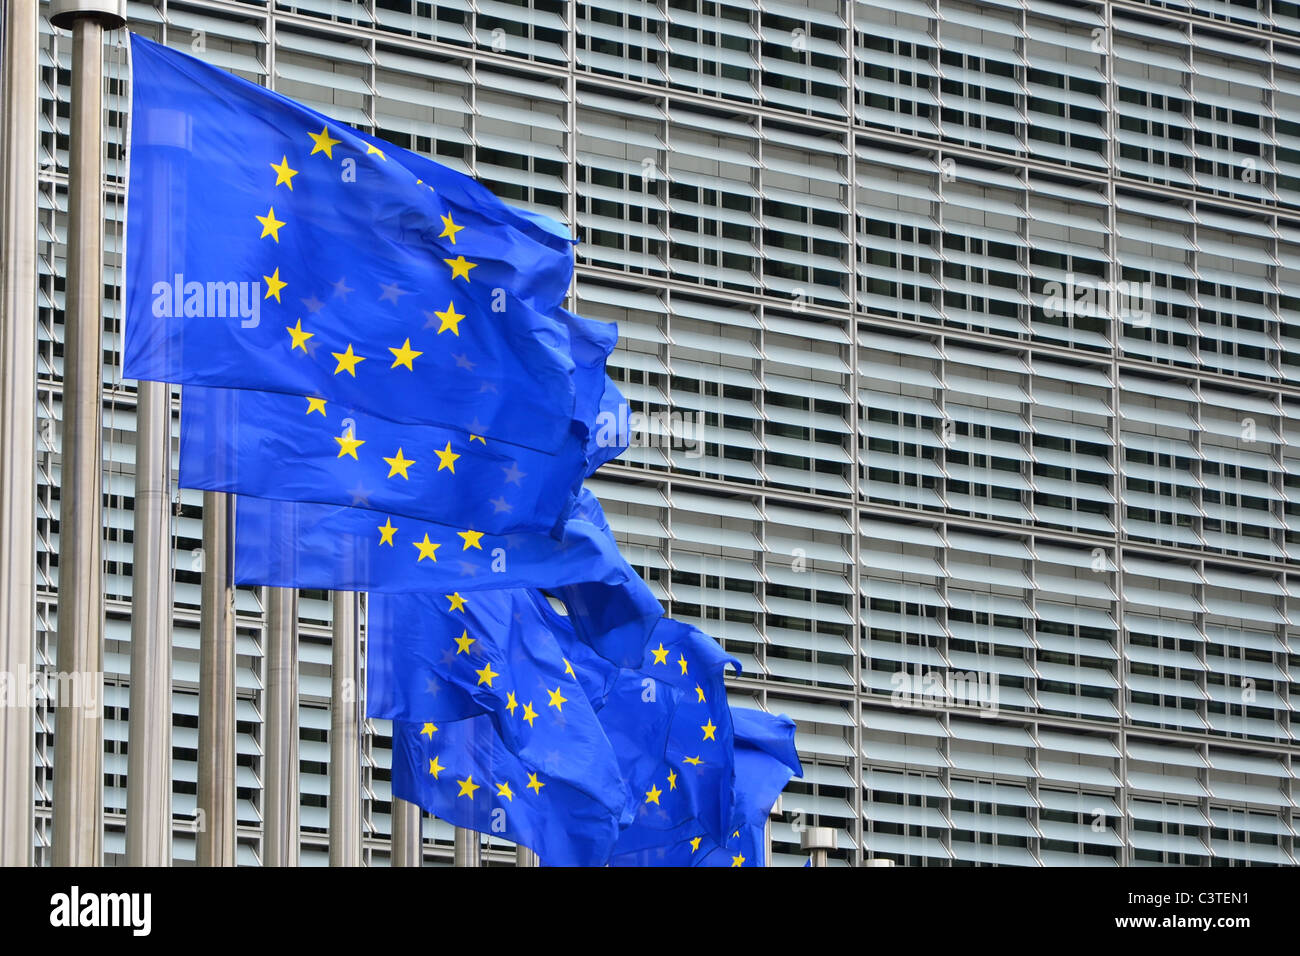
top-left (678, 654), bottom-right (688, 675)
top-left (667, 769), bottom-right (678, 791)
top-left (383, 447), bottom-right (415, 479)
top-left (470, 434), bottom-right (486, 444)
top-left (696, 685), bottom-right (706, 703)
top-left (645, 784), bottom-right (662, 805)
top-left (432, 301), bottom-right (464, 336)
top-left (270, 155), bottom-right (298, 189)
top-left (496, 781), bottom-right (514, 802)
top-left (334, 428), bottom-right (364, 460)
top-left (475, 662), bottom-right (498, 687)
top-left (458, 529), bottom-right (484, 551)
top-left (439, 212), bottom-right (464, 244)
top-left (446, 592), bottom-right (466, 612)
top-left (563, 658), bottom-right (575, 678)
top-left (547, 686), bottom-right (567, 711)
top-left (388, 338), bottom-right (423, 370)
top-left (689, 836), bottom-right (702, 853)
top-left (331, 344), bottom-right (365, 376)
top-left (526, 772), bottom-right (544, 795)
top-left (731, 853), bottom-right (745, 867)
top-left (456, 775), bottom-right (479, 799)
top-left (651, 642), bottom-right (669, 665)
top-left (428, 756), bottom-right (444, 779)
top-left (366, 143), bottom-right (386, 159)
top-left (256, 206), bottom-right (285, 242)
top-left (263, 267), bottom-right (286, 302)
top-left (455, 630), bottom-right (474, 654)
top-left (308, 126), bottom-right (340, 159)
top-left (377, 517), bottom-right (397, 546)
top-left (702, 719), bottom-right (717, 741)
top-left (420, 722), bottom-right (437, 738)
top-left (506, 691), bottom-right (518, 715)
top-left (413, 533), bottom-right (440, 562)
top-left (444, 255), bottom-right (477, 281)
top-left (286, 318), bottom-right (312, 351)
top-left (305, 396), bottom-right (327, 416)
top-left (684, 755), bottom-right (703, 766)
top-left (435, 442), bottom-right (460, 473)
top-left (522, 702), bottom-right (537, 726)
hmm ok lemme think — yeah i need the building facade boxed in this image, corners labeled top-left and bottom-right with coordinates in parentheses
top-left (26, 0), bottom-right (1300, 864)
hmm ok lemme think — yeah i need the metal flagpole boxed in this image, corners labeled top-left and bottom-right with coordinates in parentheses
top-left (49, 0), bottom-right (125, 867)
top-left (453, 827), bottom-right (480, 867)
top-left (196, 490), bottom-right (236, 866)
top-left (329, 590), bottom-right (360, 866)
top-left (263, 587), bottom-right (299, 866)
top-left (125, 381), bottom-right (173, 865)
top-left (0, 0), bottom-right (40, 868)
top-left (390, 799), bottom-right (421, 867)
top-left (124, 98), bottom-right (189, 867)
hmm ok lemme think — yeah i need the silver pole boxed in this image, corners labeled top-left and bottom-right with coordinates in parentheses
top-left (124, 381), bottom-right (173, 865)
top-left (390, 798), bottom-right (421, 867)
top-left (515, 846), bottom-right (537, 867)
top-left (124, 93), bottom-right (189, 868)
top-left (51, 3), bottom-right (122, 866)
top-left (263, 587), bottom-right (299, 866)
top-left (196, 490), bottom-right (236, 866)
top-left (0, 0), bottom-right (39, 868)
top-left (329, 591), bottom-right (360, 866)
top-left (453, 827), bottom-right (480, 867)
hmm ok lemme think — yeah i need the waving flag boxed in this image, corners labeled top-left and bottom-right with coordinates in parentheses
top-left (609, 708), bottom-right (802, 867)
top-left (126, 35), bottom-right (585, 452)
top-left (231, 491), bottom-right (629, 593)
top-left (177, 314), bottom-right (627, 534)
top-left (392, 714), bottom-right (624, 867)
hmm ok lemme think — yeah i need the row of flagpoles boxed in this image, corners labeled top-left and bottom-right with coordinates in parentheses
top-left (0, 0), bottom-right (495, 869)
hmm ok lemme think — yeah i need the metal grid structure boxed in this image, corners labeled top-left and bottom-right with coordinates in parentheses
top-left (27, 0), bottom-right (1300, 865)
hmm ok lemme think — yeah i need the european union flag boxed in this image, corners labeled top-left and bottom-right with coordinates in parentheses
top-left (368, 589), bottom-right (628, 810)
top-left (126, 35), bottom-right (586, 452)
top-left (180, 386), bottom-right (590, 535)
top-left (372, 588), bottom-right (628, 814)
top-left (231, 490), bottom-right (628, 593)
top-left (177, 311), bottom-right (627, 534)
top-left (558, 616), bottom-right (739, 844)
top-left (391, 715), bottom-right (624, 866)
top-left (609, 707), bottom-right (802, 867)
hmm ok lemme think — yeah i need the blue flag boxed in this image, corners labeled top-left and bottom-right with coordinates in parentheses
top-left (180, 387), bottom-right (589, 535)
top-left (126, 35), bottom-right (585, 452)
top-left (231, 490), bottom-right (627, 593)
top-left (391, 715), bottom-right (624, 866)
top-left (558, 616), bottom-right (740, 844)
top-left (368, 589), bottom-right (624, 795)
top-left (609, 707), bottom-right (802, 867)
top-left (371, 588), bottom-right (628, 815)
top-left (177, 310), bottom-right (625, 533)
